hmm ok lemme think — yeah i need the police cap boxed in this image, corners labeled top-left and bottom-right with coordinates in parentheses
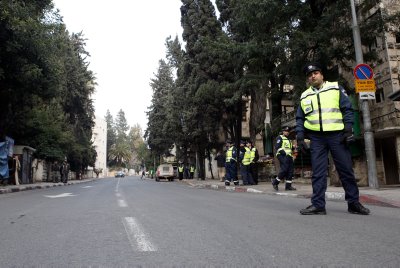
top-left (303, 62), bottom-right (323, 76)
top-left (225, 140), bottom-right (232, 144)
top-left (282, 126), bottom-right (290, 132)
top-left (240, 140), bottom-right (246, 144)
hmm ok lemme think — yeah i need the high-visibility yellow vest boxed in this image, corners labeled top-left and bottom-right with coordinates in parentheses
top-left (190, 166), bottom-right (195, 172)
top-left (276, 135), bottom-right (292, 156)
top-left (226, 147), bottom-right (236, 162)
top-left (178, 166), bottom-right (184, 172)
top-left (300, 81), bottom-right (344, 131)
top-left (242, 147), bottom-right (251, 165)
top-left (250, 148), bottom-right (256, 162)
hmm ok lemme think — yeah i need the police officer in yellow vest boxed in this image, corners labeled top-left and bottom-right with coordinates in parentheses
top-left (296, 62), bottom-right (370, 215)
top-left (239, 140), bottom-right (255, 185)
top-left (248, 140), bottom-right (259, 185)
top-left (272, 126), bottom-right (296, 191)
top-left (178, 163), bottom-right (184, 181)
top-left (189, 164), bottom-right (195, 179)
top-left (225, 140), bottom-right (238, 186)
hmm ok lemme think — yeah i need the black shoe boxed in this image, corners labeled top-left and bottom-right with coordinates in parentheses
top-left (300, 205), bottom-right (326, 215)
top-left (285, 186), bottom-right (296, 191)
top-left (271, 179), bottom-right (279, 191)
top-left (348, 202), bottom-right (370, 215)
top-left (225, 181), bottom-right (230, 186)
top-left (233, 181), bottom-right (239, 186)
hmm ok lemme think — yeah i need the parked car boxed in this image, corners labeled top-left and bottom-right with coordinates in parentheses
top-left (115, 171), bottom-right (125, 178)
top-left (156, 164), bottom-right (175, 181)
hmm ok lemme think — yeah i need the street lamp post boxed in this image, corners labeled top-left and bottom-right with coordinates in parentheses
top-left (350, 0), bottom-right (379, 189)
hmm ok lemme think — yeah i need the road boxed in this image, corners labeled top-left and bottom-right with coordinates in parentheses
top-left (0, 176), bottom-right (399, 267)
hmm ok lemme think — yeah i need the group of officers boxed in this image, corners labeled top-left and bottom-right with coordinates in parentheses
top-left (224, 139), bottom-right (259, 186)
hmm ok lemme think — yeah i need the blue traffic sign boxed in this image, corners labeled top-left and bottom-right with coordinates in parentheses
top-left (354, 64), bottom-right (374, 80)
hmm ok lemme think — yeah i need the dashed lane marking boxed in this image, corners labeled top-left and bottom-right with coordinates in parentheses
top-left (122, 217), bottom-right (157, 252)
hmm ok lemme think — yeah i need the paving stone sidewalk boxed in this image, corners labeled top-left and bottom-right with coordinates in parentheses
top-left (181, 179), bottom-right (400, 209)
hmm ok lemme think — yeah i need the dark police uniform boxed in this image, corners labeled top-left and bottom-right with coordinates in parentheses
top-left (225, 141), bottom-right (238, 186)
top-left (272, 127), bottom-right (296, 191)
top-left (296, 62), bottom-right (369, 215)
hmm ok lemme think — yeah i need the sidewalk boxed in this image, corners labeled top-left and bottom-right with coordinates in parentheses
top-left (181, 178), bottom-right (400, 209)
top-left (0, 179), bottom-right (96, 194)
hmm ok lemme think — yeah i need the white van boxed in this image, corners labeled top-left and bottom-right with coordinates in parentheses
top-left (156, 164), bottom-right (175, 182)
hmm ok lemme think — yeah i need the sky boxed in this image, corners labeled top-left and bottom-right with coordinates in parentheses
top-left (52, 0), bottom-right (183, 131)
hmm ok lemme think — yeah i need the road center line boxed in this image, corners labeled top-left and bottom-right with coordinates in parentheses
top-left (122, 217), bottom-right (157, 252)
top-left (118, 199), bottom-right (128, 207)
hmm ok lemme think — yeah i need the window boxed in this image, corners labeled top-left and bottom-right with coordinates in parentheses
top-left (396, 32), bottom-right (400, 44)
top-left (375, 88), bottom-right (384, 103)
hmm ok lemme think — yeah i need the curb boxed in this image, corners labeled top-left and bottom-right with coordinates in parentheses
top-left (0, 180), bottom-right (95, 195)
top-left (187, 182), bottom-right (400, 209)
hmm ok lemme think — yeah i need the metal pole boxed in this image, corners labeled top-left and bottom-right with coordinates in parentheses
top-left (350, 0), bottom-right (379, 189)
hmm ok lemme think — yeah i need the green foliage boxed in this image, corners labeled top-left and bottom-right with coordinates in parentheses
top-left (0, 1), bottom-right (96, 171)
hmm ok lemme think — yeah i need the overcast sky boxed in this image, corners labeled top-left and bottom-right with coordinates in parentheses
top-left (52, 0), bottom-right (183, 132)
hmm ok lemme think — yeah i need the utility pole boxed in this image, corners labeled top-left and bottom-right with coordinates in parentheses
top-left (350, 0), bottom-right (379, 189)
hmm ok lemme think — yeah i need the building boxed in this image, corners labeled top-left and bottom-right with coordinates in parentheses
top-left (90, 116), bottom-right (107, 178)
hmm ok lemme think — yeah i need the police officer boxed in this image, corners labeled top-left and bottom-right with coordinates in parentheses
top-left (248, 140), bottom-right (259, 185)
top-left (225, 140), bottom-right (239, 186)
top-left (272, 126), bottom-right (296, 191)
top-left (178, 163), bottom-right (184, 180)
top-left (239, 140), bottom-right (254, 185)
top-left (296, 62), bottom-right (370, 215)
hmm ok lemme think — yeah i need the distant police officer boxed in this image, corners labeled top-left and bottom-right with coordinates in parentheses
top-left (178, 163), bottom-right (184, 180)
top-left (239, 140), bottom-right (254, 185)
top-left (225, 140), bottom-right (239, 186)
top-left (248, 140), bottom-right (259, 185)
top-left (272, 126), bottom-right (296, 191)
top-left (296, 62), bottom-right (370, 215)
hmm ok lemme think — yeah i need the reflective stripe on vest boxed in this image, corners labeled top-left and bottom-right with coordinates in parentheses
top-left (276, 135), bottom-right (292, 156)
top-left (300, 81), bottom-right (344, 131)
top-left (242, 147), bottom-right (251, 165)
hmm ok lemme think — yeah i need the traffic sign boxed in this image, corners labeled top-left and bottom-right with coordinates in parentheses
top-left (354, 64), bottom-right (374, 79)
top-left (355, 79), bottom-right (376, 93)
top-left (359, 92), bottom-right (376, 100)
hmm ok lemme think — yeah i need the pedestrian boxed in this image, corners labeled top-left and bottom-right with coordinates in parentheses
top-left (214, 150), bottom-right (226, 182)
top-left (60, 160), bottom-right (70, 183)
top-left (178, 163), bottom-right (184, 180)
top-left (272, 126), bottom-right (296, 191)
top-left (0, 129), bottom-right (9, 185)
top-left (296, 62), bottom-right (370, 215)
top-left (184, 163), bottom-right (190, 180)
top-left (239, 140), bottom-right (254, 185)
top-left (141, 169), bottom-right (145, 179)
top-left (13, 155), bottom-right (20, 185)
top-left (189, 164), bottom-right (195, 179)
top-left (248, 141), bottom-right (259, 185)
top-left (224, 140), bottom-right (238, 186)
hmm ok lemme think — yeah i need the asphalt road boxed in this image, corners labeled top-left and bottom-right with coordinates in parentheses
top-left (0, 176), bottom-right (399, 267)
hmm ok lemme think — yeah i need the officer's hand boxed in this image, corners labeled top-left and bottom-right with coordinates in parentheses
top-left (279, 150), bottom-right (286, 156)
top-left (342, 126), bottom-right (355, 145)
top-left (297, 140), bottom-right (308, 154)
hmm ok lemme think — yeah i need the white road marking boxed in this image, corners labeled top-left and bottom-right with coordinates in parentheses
top-left (122, 217), bottom-right (157, 252)
top-left (116, 192), bottom-right (121, 198)
top-left (43, 193), bottom-right (76, 198)
top-left (115, 178), bottom-right (121, 192)
top-left (118, 199), bottom-right (128, 207)
top-left (81, 186), bottom-right (93, 188)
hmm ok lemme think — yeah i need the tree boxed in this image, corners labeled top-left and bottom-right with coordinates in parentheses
top-left (105, 110), bottom-right (117, 161)
top-left (145, 59), bottom-right (176, 157)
